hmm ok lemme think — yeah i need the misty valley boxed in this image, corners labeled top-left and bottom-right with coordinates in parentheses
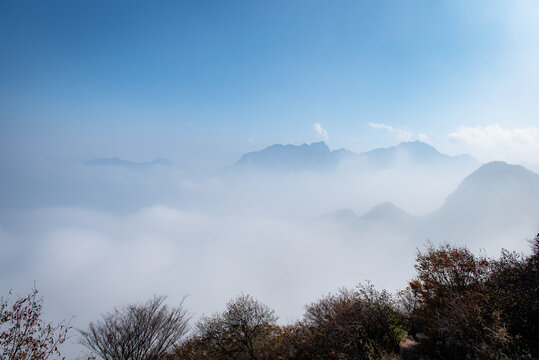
top-left (1, 141), bottom-right (538, 359)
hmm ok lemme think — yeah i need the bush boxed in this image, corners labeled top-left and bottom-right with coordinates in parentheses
top-left (486, 234), bottom-right (539, 357)
top-left (407, 242), bottom-right (492, 358)
top-left (190, 294), bottom-right (278, 360)
top-left (292, 283), bottom-right (406, 360)
top-left (407, 239), bottom-right (539, 359)
top-left (0, 287), bottom-right (70, 360)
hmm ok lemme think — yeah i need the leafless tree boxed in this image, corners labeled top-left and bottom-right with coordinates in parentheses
top-left (194, 294), bottom-right (278, 360)
top-left (0, 287), bottom-right (70, 360)
top-left (79, 295), bottom-right (189, 360)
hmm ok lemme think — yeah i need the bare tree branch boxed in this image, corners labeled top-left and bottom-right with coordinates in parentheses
top-left (78, 295), bottom-right (189, 360)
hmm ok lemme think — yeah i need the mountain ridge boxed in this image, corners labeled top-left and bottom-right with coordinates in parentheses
top-left (234, 141), bottom-right (477, 171)
top-left (320, 161), bottom-right (539, 242)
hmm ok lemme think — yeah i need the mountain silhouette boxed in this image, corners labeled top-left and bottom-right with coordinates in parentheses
top-left (431, 161), bottom-right (539, 231)
top-left (319, 208), bottom-right (362, 225)
top-left (86, 157), bottom-right (171, 169)
top-left (360, 202), bottom-right (413, 223)
top-left (320, 203), bottom-right (418, 231)
top-left (358, 141), bottom-right (477, 169)
top-left (235, 142), bottom-right (350, 170)
top-left (322, 161), bottom-right (539, 244)
top-left (234, 141), bottom-right (476, 171)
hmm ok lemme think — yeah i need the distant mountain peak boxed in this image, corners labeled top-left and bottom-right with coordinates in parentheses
top-left (319, 208), bottom-right (361, 224)
top-left (235, 141), bottom-right (339, 170)
top-left (450, 161), bottom-right (539, 193)
top-left (366, 141), bottom-right (441, 158)
top-left (464, 161), bottom-right (534, 180)
top-left (396, 141), bottom-right (439, 153)
top-left (438, 160), bottom-right (539, 222)
top-left (359, 141), bottom-right (477, 168)
top-left (360, 202), bottom-right (412, 222)
top-left (86, 157), bottom-right (171, 168)
top-left (305, 141), bottom-right (329, 148)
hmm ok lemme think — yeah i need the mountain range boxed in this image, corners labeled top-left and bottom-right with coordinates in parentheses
top-left (357, 141), bottom-right (477, 169)
top-left (322, 161), bottom-right (539, 244)
top-left (235, 142), bottom-right (342, 170)
top-left (234, 141), bottom-right (477, 171)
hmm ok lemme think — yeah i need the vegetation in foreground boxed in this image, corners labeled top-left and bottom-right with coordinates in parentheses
top-left (1, 234), bottom-right (537, 360)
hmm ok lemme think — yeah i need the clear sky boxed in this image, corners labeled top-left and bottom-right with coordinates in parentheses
top-left (1, 0), bottom-right (538, 168)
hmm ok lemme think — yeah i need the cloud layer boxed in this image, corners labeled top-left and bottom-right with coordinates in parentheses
top-left (0, 205), bottom-right (420, 358)
top-left (448, 125), bottom-right (539, 165)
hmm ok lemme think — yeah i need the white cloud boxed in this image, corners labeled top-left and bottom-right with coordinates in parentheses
top-left (418, 133), bottom-right (430, 143)
top-left (395, 129), bottom-right (413, 142)
top-left (368, 122), bottom-right (394, 132)
top-left (368, 122), bottom-right (414, 142)
top-left (313, 122), bottom-right (329, 140)
top-left (447, 124), bottom-right (539, 165)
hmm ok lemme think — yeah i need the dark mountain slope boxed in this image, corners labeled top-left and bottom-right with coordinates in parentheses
top-left (433, 161), bottom-right (539, 228)
top-left (234, 140), bottom-right (476, 172)
top-left (235, 142), bottom-right (349, 170)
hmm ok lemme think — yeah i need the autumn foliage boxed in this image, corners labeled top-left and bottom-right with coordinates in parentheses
top-left (0, 288), bottom-right (69, 360)
top-left (170, 236), bottom-right (538, 360)
top-left (290, 284), bottom-right (406, 360)
top-left (407, 236), bottom-right (539, 359)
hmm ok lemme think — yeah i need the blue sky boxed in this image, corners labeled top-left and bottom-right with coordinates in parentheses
top-left (1, 0), bottom-right (538, 167)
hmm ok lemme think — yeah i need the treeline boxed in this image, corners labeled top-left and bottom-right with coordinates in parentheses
top-left (1, 234), bottom-right (538, 360)
top-left (170, 236), bottom-right (539, 360)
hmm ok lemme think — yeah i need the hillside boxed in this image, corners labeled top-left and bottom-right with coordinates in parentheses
top-left (321, 161), bottom-right (539, 244)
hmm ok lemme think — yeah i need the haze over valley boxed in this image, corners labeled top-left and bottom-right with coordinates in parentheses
top-left (1, 140), bottom-right (537, 353)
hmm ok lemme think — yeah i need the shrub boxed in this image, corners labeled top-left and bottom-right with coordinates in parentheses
top-left (0, 287), bottom-right (70, 360)
top-left (191, 294), bottom-right (278, 360)
top-left (486, 234), bottom-right (539, 357)
top-left (407, 240), bottom-right (539, 359)
top-left (292, 283), bottom-right (406, 360)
